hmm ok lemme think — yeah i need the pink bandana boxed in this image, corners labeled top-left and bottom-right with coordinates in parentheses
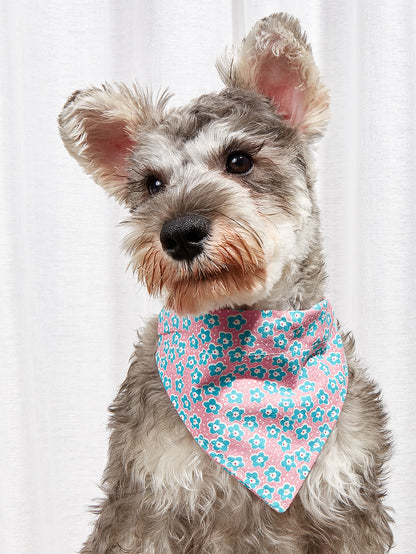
top-left (156, 300), bottom-right (348, 512)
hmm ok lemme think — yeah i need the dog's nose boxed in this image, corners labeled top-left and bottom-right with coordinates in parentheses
top-left (160, 214), bottom-right (210, 261)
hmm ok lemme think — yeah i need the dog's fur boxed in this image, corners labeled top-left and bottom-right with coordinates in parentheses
top-left (59, 13), bottom-right (393, 553)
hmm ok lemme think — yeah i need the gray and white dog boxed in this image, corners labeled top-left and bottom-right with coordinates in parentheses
top-left (59, 13), bottom-right (393, 553)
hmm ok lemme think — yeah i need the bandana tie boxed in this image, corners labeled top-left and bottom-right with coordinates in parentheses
top-left (156, 300), bottom-right (348, 512)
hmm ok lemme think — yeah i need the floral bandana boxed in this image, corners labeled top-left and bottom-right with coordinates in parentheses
top-left (156, 300), bottom-right (348, 512)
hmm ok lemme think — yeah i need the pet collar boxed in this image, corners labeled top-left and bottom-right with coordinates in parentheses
top-left (156, 300), bottom-right (348, 512)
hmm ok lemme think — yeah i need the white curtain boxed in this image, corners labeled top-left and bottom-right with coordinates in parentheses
top-left (1, 1), bottom-right (414, 552)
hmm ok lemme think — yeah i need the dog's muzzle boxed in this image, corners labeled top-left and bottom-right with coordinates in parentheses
top-left (160, 214), bottom-right (210, 261)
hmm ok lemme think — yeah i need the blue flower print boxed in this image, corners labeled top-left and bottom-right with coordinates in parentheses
top-left (327, 378), bottom-right (339, 393)
top-left (278, 483), bottom-right (295, 501)
top-left (258, 484), bottom-right (275, 500)
top-left (189, 334), bottom-right (199, 349)
top-left (274, 333), bottom-right (288, 349)
top-left (182, 316), bottom-right (192, 330)
top-left (319, 361), bottom-right (330, 375)
top-left (203, 314), bottom-right (220, 328)
top-left (264, 466), bottom-right (282, 482)
top-left (226, 456), bottom-right (245, 470)
top-left (245, 471), bottom-right (260, 489)
top-left (225, 389), bottom-right (243, 404)
top-left (266, 424), bottom-right (280, 439)
top-left (292, 408), bottom-right (307, 423)
top-left (209, 361), bottom-right (227, 376)
top-left (243, 415), bottom-right (259, 430)
top-left (328, 352), bottom-right (341, 366)
top-left (249, 434), bottom-right (266, 449)
top-left (175, 361), bottom-right (185, 376)
top-left (289, 341), bottom-right (302, 357)
top-left (261, 310), bottom-right (273, 318)
top-left (276, 316), bottom-right (292, 332)
top-left (332, 334), bottom-right (343, 348)
top-left (268, 367), bottom-right (287, 381)
top-left (227, 314), bottom-right (247, 331)
top-left (249, 349), bottom-right (267, 363)
top-left (294, 447), bottom-right (311, 463)
top-left (287, 359), bottom-right (300, 375)
top-left (263, 380), bottom-right (279, 394)
top-left (258, 321), bottom-right (274, 337)
top-left (319, 423), bottom-right (331, 439)
top-left (339, 387), bottom-right (347, 401)
top-left (163, 375), bottom-right (172, 390)
top-left (308, 437), bottom-right (325, 452)
top-left (251, 451), bottom-right (269, 468)
top-left (272, 354), bottom-right (288, 368)
top-left (190, 387), bottom-right (202, 404)
top-left (178, 410), bottom-right (188, 422)
top-left (295, 424), bottom-right (312, 441)
top-left (191, 368), bottom-right (203, 385)
top-left (335, 371), bottom-right (346, 386)
top-left (229, 347), bottom-right (246, 363)
top-left (316, 388), bottom-right (329, 405)
top-left (198, 327), bottom-right (211, 344)
top-left (300, 395), bottom-right (314, 412)
top-left (278, 434), bottom-right (292, 452)
top-left (175, 378), bottom-right (184, 393)
top-left (307, 321), bottom-right (318, 336)
top-left (239, 330), bottom-right (256, 346)
top-left (190, 414), bottom-right (201, 429)
top-left (186, 355), bottom-right (197, 370)
top-left (250, 388), bottom-right (265, 403)
top-left (208, 418), bottom-right (226, 435)
top-left (233, 363), bottom-right (248, 376)
top-left (198, 351), bottom-right (209, 365)
top-left (297, 464), bottom-right (309, 480)
top-left (163, 340), bottom-right (170, 354)
top-left (279, 397), bottom-right (295, 412)
top-left (219, 373), bottom-right (236, 388)
top-left (270, 500), bottom-right (283, 512)
top-left (311, 406), bottom-right (325, 422)
top-left (170, 395), bottom-right (179, 410)
top-left (299, 380), bottom-right (315, 393)
top-left (292, 311), bottom-right (304, 323)
top-left (250, 365), bottom-right (267, 379)
top-left (171, 315), bottom-right (180, 328)
top-left (279, 386), bottom-right (294, 397)
top-left (280, 416), bottom-right (294, 432)
top-left (301, 349), bottom-right (311, 363)
top-left (168, 348), bottom-right (176, 362)
top-left (327, 405), bottom-right (340, 421)
top-left (181, 394), bottom-right (191, 410)
top-left (281, 454), bottom-right (296, 471)
top-left (207, 344), bottom-right (224, 360)
top-left (202, 382), bottom-right (221, 396)
top-left (260, 404), bottom-right (278, 419)
top-left (225, 406), bottom-right (244, 422)
top-left (163, 321), bottom-right (170, 334)
top-left (171, 331), bottom-right (181, 345)
top-left (218, 332), bottom-right (233, 349)
top-left (196, 434), bottom-right (209, 449)
top-left (211, 436), bottom-right (230, 451)
top-left (210, 451), bottom-right (225, 464)
top-left (293, 325), bottom-right (305, 339)
top-left (203, 398), bottom-right (221, 414)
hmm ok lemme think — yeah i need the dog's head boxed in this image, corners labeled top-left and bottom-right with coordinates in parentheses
top-left (59, 14), bottom-right (329, 314)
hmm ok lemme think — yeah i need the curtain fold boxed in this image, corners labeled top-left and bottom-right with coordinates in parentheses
top-left (1, 1), bottom-right (414, 551)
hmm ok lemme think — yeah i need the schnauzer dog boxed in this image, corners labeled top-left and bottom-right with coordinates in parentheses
top-left (59, 13), bottom-right (393, 554)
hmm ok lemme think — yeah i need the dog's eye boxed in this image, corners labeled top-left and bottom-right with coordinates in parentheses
top-left (226, 152), bottom-right (253, 175)
top-left (147, 176), bottom-right (164, 196)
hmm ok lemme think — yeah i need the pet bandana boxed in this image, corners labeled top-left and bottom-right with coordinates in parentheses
top-left (156, 300), bottom-right (348, 513)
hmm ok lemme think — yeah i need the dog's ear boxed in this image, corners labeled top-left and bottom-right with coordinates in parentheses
top-left (217, 13), bottom-right (329, 139)
top-left (59, 84), bottom-right (166, 203)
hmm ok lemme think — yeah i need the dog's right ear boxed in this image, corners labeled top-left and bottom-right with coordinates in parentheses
top-left (59, 85), bottom-right (167, 203)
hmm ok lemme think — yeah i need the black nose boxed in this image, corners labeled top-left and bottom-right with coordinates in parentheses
top-left (160, 214), bottom-right (210, 261)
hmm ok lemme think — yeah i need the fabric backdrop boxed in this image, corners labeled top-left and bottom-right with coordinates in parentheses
top-left (1, 1), bottom-right (415, 552)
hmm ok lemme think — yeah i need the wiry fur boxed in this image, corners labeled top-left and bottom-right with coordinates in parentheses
top-left (59, 13), bottom-right (393, 553)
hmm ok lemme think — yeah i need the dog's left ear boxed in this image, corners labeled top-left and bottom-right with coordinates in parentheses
top-left (217, 13), bottom-right (330, 139)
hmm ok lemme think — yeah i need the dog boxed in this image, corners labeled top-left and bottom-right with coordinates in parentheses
top-left (59, 13), bottom-right (393, 553)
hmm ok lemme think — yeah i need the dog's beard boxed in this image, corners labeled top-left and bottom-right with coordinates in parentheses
top-left (125, 220), bottom-right (267, 314)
